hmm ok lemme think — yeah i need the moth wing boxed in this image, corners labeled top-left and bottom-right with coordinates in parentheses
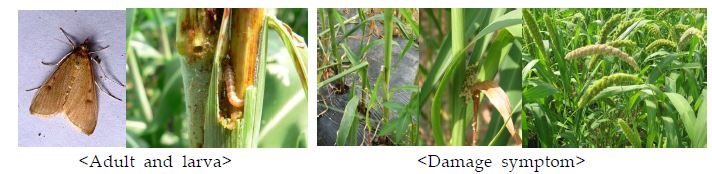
top-left (29, 52), bottom-right (77, 117)
top-left (63, 57), bottom-right (98, 135)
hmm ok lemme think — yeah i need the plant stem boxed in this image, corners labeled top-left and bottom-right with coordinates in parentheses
top-left (176, 8), bottom-right (221, 147)
top-left (383, 8), bottom-right (394, 125)
top-left (203, 8), bottom-right (234, 148)
top-left (127, 48), bottom-right (153, 123)
top-left (243, 16), bottom-right (269, 148)
top-left (126, 8), bottom-right (153, 124)
top-left (450, 8), bottom-right (465, 146)
top-left (152, 8), bottom-right (172, 60)
top-left (327, 9), bottom-right (342, 84)
top-left (471, 92), bottom-right (480, 146)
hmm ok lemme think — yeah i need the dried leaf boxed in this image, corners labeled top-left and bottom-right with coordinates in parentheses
top-left (472, 80), bottom-right (522, 145)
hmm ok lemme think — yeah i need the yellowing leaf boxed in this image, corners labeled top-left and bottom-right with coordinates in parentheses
top-left (472, 80), bottom-right (522, 145)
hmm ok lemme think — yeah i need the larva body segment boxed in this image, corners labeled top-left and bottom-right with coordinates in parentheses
top-left (645, 39), bottom-right (677, 52)
top-left (577, 73), bottom-right (642, 107)
top-left (565, 44), bottom-right (640, 71)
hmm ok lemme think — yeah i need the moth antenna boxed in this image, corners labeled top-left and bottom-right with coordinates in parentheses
top-left (91, 56), bottom-right (125, 87)
top-left (54, 38), bottom-right (73, 48)
top-left (89, 45), bottom-right (110, 54)
top-left (41, 51), bottom-right (73, 66)
top-left (94, 80), bottom-right (122, 101)
top-left (59, 27), bottom-right (76, 48)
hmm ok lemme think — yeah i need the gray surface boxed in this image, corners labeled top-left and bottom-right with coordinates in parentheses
top-left (18, 10), bottom-right (126, 147)
top-left (317, 9), bottom-right (419, 146)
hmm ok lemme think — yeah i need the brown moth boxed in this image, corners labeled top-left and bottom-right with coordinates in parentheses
top-left (28, 28), bottom-right (123, 135)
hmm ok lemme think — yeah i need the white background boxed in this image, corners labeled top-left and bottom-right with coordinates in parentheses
top-left (3, 0), bottom-right (711, 173)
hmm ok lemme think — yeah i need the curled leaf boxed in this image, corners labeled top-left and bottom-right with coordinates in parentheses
top-left (471, 80), bottom-right (521, 145)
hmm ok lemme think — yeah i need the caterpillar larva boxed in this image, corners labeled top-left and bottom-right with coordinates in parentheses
top-left (223, 63), bottom-right (245, 122)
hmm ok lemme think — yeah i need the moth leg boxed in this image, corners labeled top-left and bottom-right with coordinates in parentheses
top-left (91, 56), bottom-right (125, 87)
top-left (94, 80), bottom-right (122, 101)
top-left (89, 45), bottom-right (110, 54)
top-left (223, 64), bottom-right (244, 110)
top-left (41, 51), bottom-right (73, 66)
top-left (59, 27), bottom-right (76, 47)
top-left (25, 85), bottom-right (42, 91)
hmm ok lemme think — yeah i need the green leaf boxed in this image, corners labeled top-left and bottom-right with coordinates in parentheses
top-left (665, 92), bottom-right (703, 147)
top-left (522, 59), bottom-right (539, 78)
top-left (420, 9), bottom-right (522, 105)
top-left (392, 84), bottom-right (419, 92)
top-left (694, 89), bottom-right (707, 147)
top-left (661, 116), bottom-right (680, 148)
top-left (523, 82), bottom-right (558, 102)
top-left (473, 9), bottom-right (522, 42)
top-left (317, 62), bottom-right (369, 88)
top-left (383, 101), bottom-right (406, 112)
top-left (336, 96), bottom-right (361, 146)
top-left (590, 118), bottom-right (609, 129)
top-left (644, 98), bottom-right (659, 148)
top-left (129, 39), bottom-right (164, 59)
top-left (478, 29), bottom-right (514, 81)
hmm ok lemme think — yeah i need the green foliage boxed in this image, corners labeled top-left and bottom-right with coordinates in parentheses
top-left (523, 8), bottom-right (706, 148)
top-left (419, 8), bottom-right (522, 146)
top-left (317, 8), bottom-right (420, 146)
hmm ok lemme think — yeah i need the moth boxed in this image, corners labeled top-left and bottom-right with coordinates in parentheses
top-left (28, 28), bottom-right (123, 135)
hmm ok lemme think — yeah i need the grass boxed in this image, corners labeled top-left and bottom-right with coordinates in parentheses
top-left (317, 8), bottom-right (420, 146)
top-left (523, 8), bottom-right (707, 148)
